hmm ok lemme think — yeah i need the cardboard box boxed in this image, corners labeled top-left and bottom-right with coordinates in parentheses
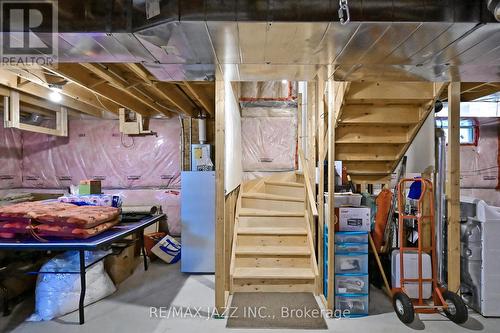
top-left (105, 239), bottom-right (140, 286)
top-left (338, 206), bottom-right (371, 232)
top-left (79, 180), bottom-right (101, 195)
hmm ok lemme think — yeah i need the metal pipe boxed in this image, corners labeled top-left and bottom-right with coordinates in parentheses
top-left (198, 117), bottom-right (207, 144)
top-left (435, 128), bottom-right (447, 286)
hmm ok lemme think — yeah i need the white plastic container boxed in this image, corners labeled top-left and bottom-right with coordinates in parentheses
top-left (335, 253), bottom-right (368, 274)
top-left (335, 242), bottom-right (369, 253)
top-left (325, 192), bottom-right (363, 207)
top-left (335, 231), bottom-right (368, 244)
top-left (335, 294), bottom-right (369, 316)
top-left (391, 250), bottom-right (432, 299)
top-left (335, 274), bottom-right (369, 294)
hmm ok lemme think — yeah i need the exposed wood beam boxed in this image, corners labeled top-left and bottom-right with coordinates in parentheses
top-left (79, 63), bottom-right (174, 117)
top-left (447, 82), bottom-right (461, 292)
top-left (215, 70), bottom-right (226, 312)
top-left (154, 83), bottom-right (199, 118)
top-left (122, 63), bottom-right (198, 117)
top-left (317, 77), bottom-right (325, 296)
top-left (182, 81), bottom-right (215, 116)
top-left (0, 69), bottom-right (104, 118)
top-left (43, 65), bottom-right (157, 117)
top-left (440, 82), bottom-right (500, 102)
top-left (326, 79), bottom-right (335, 311)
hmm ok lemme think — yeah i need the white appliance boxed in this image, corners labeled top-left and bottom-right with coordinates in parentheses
top-left (181, 171), bottom-right (215, 273)
top-left (391, 250), bottom-right (432, 299)
top-left (461, 200), bottom-right (500, 317)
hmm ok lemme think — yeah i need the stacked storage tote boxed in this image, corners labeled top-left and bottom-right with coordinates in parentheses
top-left (334, 231), bottom-right (369, 317)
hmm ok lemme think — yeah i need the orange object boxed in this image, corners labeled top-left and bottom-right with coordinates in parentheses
top-left (144, 232), bottom-right (167, 258)
top-left (391, 178), bottom-right (467, 325)
top-left (372, 188), bottom-right (393, 252)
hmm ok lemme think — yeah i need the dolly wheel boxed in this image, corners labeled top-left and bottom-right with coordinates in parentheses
top-left (442, 291), bottom-right (468, 324)
top-left (393, 292), bottom-right (415, 324)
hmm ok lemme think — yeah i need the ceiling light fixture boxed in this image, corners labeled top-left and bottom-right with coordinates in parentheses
top-left (49, 90), bottom-right (62, 103)
top-left (48, 84), bottom-right (63, 103)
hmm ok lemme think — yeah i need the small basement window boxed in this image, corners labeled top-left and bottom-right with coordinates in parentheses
top-left (435, 118), bottom-right (478, 145)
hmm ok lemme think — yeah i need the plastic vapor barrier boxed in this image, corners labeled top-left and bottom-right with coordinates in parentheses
top-left (21, 118), bottom-right (181, 189)
top-left (241, 107), bottom-right (297, 172)
top-left (459, 119), bottom-right (499, 189)
top-left (0, 118), bottom-right (23, 189)
top-left (104, 189), bottom-right (181, 236)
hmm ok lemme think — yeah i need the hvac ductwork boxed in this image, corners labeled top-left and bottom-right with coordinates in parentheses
top-left (54, 0), bottom-right (496, 32)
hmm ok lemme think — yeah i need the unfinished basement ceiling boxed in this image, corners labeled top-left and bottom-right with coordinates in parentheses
top-left (2, 1), bottom-right (498, 82)
top-left (0, 65), bottom-right (214, 118)
top-left (50, 21), bottom-right (500, 82)
top-left (31, 0), bottom-right (496, 82)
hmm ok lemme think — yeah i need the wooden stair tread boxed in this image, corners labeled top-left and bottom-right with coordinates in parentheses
top-left (242, 192), bottom-right (304, 202)
top-left (235, 246), bottom-right (311, 256)
top-left (264, 181), bottom-right (304, 188)
top-left (239, 208), bottom-right (304, 217)
top-left (233, 267), bottom-right (315, 279)
top-left (238, 227), bottom-right (307, 235)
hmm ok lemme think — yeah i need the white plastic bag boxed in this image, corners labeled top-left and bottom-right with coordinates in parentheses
top-left (28, 251), bottom-right (116, 321)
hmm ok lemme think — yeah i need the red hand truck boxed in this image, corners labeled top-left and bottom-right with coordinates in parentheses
top-left (392, 178), bottom-right (468, 324)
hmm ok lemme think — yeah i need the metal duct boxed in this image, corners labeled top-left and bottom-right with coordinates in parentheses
top-left (20, 113), bottom-right (44, 126)
top-left (9, 0), bottom-right (498, 81)
top-left (53, 0), bottom-right (495, 32)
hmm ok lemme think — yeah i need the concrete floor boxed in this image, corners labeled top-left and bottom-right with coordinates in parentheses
top-left (1, 261), bottom-right (499, 333)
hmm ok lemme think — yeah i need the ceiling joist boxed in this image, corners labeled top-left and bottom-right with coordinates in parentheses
top-left (2, 63), bottom-right (216, 119)
top-left (121, 63), bottom-right (199, 117)
top-left (0, 68), bottom-right (104, 118)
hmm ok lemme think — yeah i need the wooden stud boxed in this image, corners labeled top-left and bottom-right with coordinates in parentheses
top-left (214, 71), bottom-right (226, 313)
top-left (306, 81), bottom-right (317, 244)
top-left (297, 93), bottom-right (303, 170)
top-left (317, 77), bottom-right (325, 296)
top-left (446, 82), bottom-right (461, 292)
top-left (326, 80), bottom-right (335, 310)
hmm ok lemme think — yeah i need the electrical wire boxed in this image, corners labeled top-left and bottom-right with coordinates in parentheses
top-left (120, 133), bottom-right (135, 148)
top-left (93, 92), bottom-right (114, 115)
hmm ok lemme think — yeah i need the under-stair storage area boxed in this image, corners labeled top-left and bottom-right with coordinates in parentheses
top-left (1, 2), bottom-right (500, 332)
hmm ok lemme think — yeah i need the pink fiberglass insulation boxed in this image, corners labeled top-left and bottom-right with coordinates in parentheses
top-left (459, 119), bottom-right (499, 189)
top-left (21, 118), bottom-right (181, 189)
top-left (241, 113), bottom-right (297, 172)
top-left (0, 121), bottom-right (22, 189)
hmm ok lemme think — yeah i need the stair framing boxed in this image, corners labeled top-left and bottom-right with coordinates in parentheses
top-left (230, 173), bottom-right (319, 293)
top-left (334, 81), bottom-right (446, 184)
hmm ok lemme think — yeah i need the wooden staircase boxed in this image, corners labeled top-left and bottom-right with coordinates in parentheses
top-left (230, 173), bottom-right (319, 293)
top-left (334, 81), bottom-right (446, 184)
